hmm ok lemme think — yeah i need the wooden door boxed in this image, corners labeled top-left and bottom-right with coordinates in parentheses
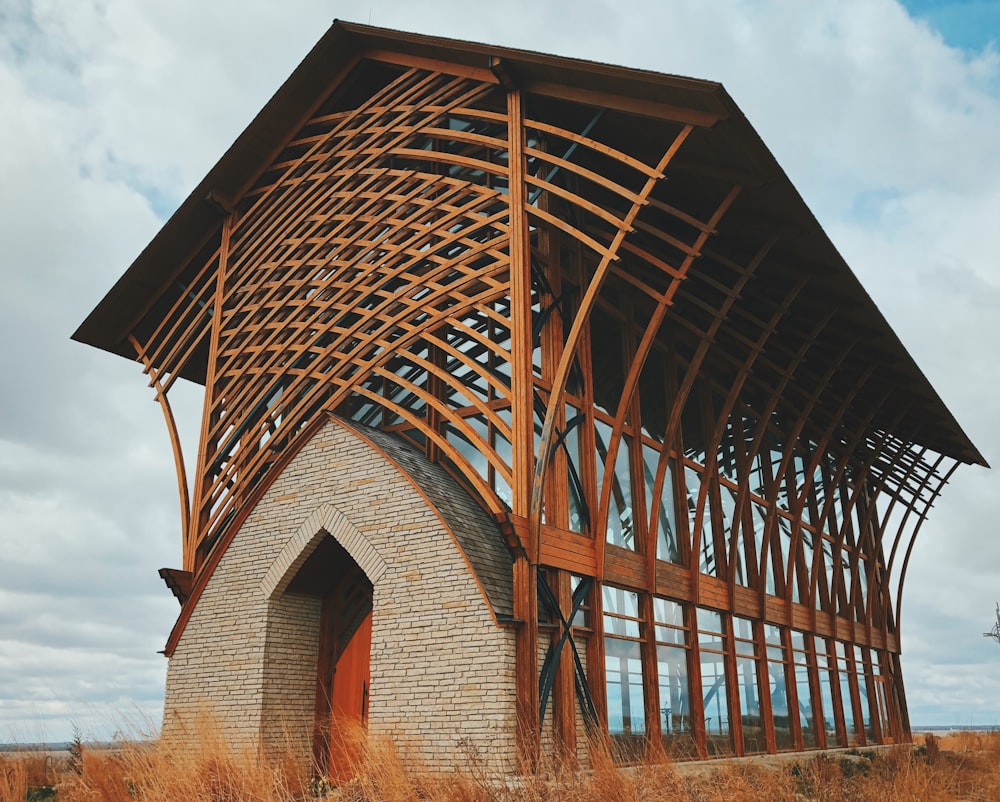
top-left (313, 560), bottom-right (373, 781)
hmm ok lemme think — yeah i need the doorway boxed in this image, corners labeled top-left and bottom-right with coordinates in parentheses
top-left (286, 537), bottom-right (374, 779)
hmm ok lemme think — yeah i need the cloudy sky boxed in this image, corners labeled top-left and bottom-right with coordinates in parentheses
top-left (1, 0), bottom-right (998, 743)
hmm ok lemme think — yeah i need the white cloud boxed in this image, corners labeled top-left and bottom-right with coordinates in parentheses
top-left (1, 0), bottom-right (997, 741)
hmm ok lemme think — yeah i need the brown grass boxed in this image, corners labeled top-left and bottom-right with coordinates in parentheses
top-left (4, 728), bottom-right (999, 801)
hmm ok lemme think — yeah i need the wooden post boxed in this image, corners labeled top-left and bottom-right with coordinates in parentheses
top-left (507, 85), bottom-right (541, 771)
top-left (552, 569), bottom-right (578, 764)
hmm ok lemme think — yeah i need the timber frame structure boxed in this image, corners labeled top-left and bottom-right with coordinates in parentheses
top-left (75, 22), bottom-right (986, 769)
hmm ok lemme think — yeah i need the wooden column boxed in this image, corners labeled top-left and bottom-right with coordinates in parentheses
top-left (507, 85), bottom-right (540, 771)
top-left (551, 569), bottom-right (578, 763)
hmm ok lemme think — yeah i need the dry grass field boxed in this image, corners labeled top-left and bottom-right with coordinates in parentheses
top-left (3, 729), bottom-right (1000, 801)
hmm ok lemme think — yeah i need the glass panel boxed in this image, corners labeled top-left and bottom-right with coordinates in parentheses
top-left (794, 662), bottom-right (818, 749)
top-left (733, 616), bottom-right (764, 753)
top-left (445, 423), bottom-right (489, 486)
top-left (839, 548), bottom-right (852, 618)
top-left (871, 654), bottom-right (893, 742)
top-left (644, 444), bottom-right (679, 563)
top-left (604, 586), bottom-right (645, 743)
top-left (492, 410), bottom-right (513, 508)
top-left (697, 607), bottom-right (731, 755)
top-left (856, 557), bottom-right (869, 621)
top-left (654, 597), bottom-right (693, 755)
top-left (603, 587), bottom-right (640, 637)
top-left (596, 419), bottom-right (635, 549)
top-left (793, 449), bottom-right (810, 524)
top-left (657, 643), bottom-right (694, 755)
top-left (745, 413), bottom-right (768, 496)
top-left (778, 516), bottom-right (795, 601)
top-left (764, 624), bottom-right (793, 750)
top-left (737, 656), bottom-right (765, 753)
top-left (570, 575), bottom-right (587, 628)
top-left (837, 643), bottom-right (862, 746)
top-left (767, 428), bottom-right (786, 504)
top-left (799, 528), bottom-right (815, 606)
top-left (564, 405), bottom-right (587, 533)
top-left (756, 506), bottom-right (776, 597)
top-left (697, 608), bottom-right (725, 649)
top-left (605, 637), bottom-right (645, 736)
top-left (686, 465), bottom-right (717, 576)
top-left (792, 632), bottom-right (818, 748)
top-left (720, 483), bottom-right (745, 584)
top-left (857, 649), bottom-right (875, 742)
top-left (654, 597), bottom-right (685, 640)
top-left (816, 648), bottom-right (839, 746)
top-left (823, 538), bottom-right (836, 612)
top-left (701, 651), bottom-right (731, 755)
top-left (732, 615), bottom-right (755, 649)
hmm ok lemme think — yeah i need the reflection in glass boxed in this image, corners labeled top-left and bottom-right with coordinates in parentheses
top-left (655, 599), bottom-right (695, 756)
top-left (605, 586), bottom-right (644, 738)
top-left (764, 624), bottom-right (794, 750)
top-left (697, 607), bottom-right (731, 755)
top-left (605, 638), bottom-right (645, 735)
top-left (791, 631), bottom-right (818, 748)
top-left (733, 617), bottom-right (765, 753)
top-left (687, 465), bottom-right (717, 576)
top-left (720, 483), bottom-right (745, 584)
top-left (816, 644), bottom-right (843, 746)
top-left (836, 642), bottom-right (861, 746)
top-left (644, 444), bottom-right (679, 563)
top-left (564, 405), bottom-right (587, 532)
top-left (856, 648), bottom-right (875, 742)
top-left (596, 419), bottom-right (635, 549)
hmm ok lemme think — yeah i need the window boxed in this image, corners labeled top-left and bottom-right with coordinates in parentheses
top-left (655, 598), bottom-right (695, 755)
top-left (697, 608), bottom-right (732, 755)
top-left (790, 630), bottom-right (818, 748)
top-left (604, 587), bottom-right (645, 738)
top-left (733, 616), bottom-right (765, 753)
top-left (764, 624), bottom-right (794, 750)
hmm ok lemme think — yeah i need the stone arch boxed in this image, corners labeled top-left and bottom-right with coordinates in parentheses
top-left (259, 502), bottom-right (387, 767)
top-left (260, 501), bottom-right (388, 601)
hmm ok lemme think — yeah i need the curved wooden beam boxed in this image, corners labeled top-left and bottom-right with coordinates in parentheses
top-left (129, 334), bottom-right (191, 543)
top-left (893, 458), bottom-right (960, 629)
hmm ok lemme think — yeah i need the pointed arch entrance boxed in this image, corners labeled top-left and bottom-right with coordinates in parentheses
top-left (285, 536), bottom-right (373, 780)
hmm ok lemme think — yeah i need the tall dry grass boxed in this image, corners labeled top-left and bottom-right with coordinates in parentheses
top-left (5, 727), bottom-right (999, 801)
top-left (0, 757), bottom-right (28, 802)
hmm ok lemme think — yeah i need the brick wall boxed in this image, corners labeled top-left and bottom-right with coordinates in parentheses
top-left (162, 418), bottom-right (517, 772)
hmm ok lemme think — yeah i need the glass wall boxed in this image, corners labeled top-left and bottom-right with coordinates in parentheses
top-left (597, 590), bottom-right (899, 759)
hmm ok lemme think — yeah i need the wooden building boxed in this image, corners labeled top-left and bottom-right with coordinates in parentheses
top-left (74, 22), bottom-right (985, 774)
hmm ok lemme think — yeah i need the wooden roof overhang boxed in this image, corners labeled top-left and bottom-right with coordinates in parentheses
top-left (73, 20), bottom-right (985, 471)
